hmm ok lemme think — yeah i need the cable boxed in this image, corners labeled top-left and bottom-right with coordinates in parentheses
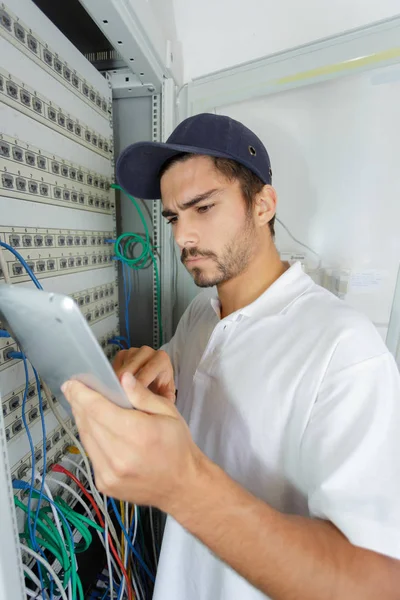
top-left (117, 504), bottom-right (141, 600)
top-left (62, 457), bottom-right (90, 486)
top-left (114, 336), bottom-right (129, 348)
top-left (45, 477), bottom-right (122, 581)
top-left (0, 245), bottom-right (11, 284)
top-left (14, 483), bottom-right (80, 600)
top-left (0, 241), bottom-right (43, 289)
top-left (149, 507), bottom-right (158, 569)
top-left (32, 367), bottom-right (48, 556)
top-left (52, 465), bottom-right (133, 600)
top-left (19, 352), bottom-right (47, 595)
top-left (104, 495), bottom-right (114, 600)
top-left (20, 544), bottom-right (69, 600)
top-left (109, 498), bottom-right (154, 583)
top-left (111, 183), bottom-right (163, 346)
top-left (108, 338), bottom-right (125, 351)
top-left (276, 217), bottom-right (321, 269)
top-left (42, 380), bottom-right (122, 553)
top-left (23, 564), bottom-right (49, 600)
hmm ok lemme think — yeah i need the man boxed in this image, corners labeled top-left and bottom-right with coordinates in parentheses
top-left (62, 114), bottom-right (400, 599)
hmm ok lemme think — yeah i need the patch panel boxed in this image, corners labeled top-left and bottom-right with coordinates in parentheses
top-left (0, 226), bottom-right (116, 283)
top-left (11, 419), bottom-right (79, 507)
top-left (101, 328), bottom-right (121, 362)
top-left (2, 380), bottom-right (56, 444)
top-left (0, 133), bottom-right (115, 214)
top-left (0, 68), bottom-right (113, 159)
top-left (0, 5), bottom-right (111, 119)
top-left (0, 341), bottom-right (18, 372)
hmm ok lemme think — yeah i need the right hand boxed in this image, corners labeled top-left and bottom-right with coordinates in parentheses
top-left (113, 346), bottom-right (176, 403)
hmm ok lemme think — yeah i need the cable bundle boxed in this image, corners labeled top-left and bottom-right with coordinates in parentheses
top-left (0, 243), bottom-right (157, 599)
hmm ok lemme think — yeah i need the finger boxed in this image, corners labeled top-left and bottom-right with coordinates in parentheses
top-left (121, 372), bottom-right (178, 417)
top-left (115, 347), bottom-right (155, 378)
top-left (61, 379), bottom-right (124, 421)
top-left (112, 349), bottom-right (130, 372)
top-left (148, 379), bottom-right (176, 403)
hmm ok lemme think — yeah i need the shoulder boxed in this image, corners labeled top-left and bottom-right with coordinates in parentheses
top-left (296, 277), bottom-right (388, 369)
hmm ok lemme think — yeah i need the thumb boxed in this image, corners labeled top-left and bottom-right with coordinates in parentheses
top-left (121, 372), bottom-right (177, 417)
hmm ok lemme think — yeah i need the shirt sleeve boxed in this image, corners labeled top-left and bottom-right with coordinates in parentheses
top-left (300, 350), bottom-right (400, 560)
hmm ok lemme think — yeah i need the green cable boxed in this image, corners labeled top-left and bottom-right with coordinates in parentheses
top-left (41, 505), bottom-right (91, 553)
top-left (55, 496), bottom-right (104, 532)
top-left (111, 183), bottom-right (163, 345)
top-left (16, 494), bottom-right (78, 600)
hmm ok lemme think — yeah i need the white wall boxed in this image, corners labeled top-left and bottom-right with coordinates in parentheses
top-left (211, 65), bottom-right (400, 342)
top-left (172, 0), bottom-right (400, 81)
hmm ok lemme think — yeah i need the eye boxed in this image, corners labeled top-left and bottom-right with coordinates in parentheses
top-left (166, 216), bottom-right (178, 226)
top-left (197, 204), bottom-right (214, 214)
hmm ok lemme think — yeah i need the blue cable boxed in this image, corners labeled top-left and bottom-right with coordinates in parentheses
top-left (0, 241), bottom-right (43, 290)
top-left (114, 336), bottom-right (129, 348)
top-left (13, 479), bottom-right (76, 556)
top-left (100, 587), bottom-right (110, 600)
top-left (19, 353), bottom-right (46, 595)
top-left (109, 498), bottom-right (155, 583)
top-left (116, 506), bottom-right (138, 600)
top-left (107, 338), bottom-right (125, 351)
top-left (31, 367), bottom-right (47, 547)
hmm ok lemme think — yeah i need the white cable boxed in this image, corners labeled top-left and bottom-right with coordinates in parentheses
top-left (42, 381), bottom-right (122, 552)
top-left (23, 565), bottom-right (49, 600)
top-left (0, 246), bottom-right (11, 284)
top-left (62, 457), bottom-right (89, 484)
top-left (276, 217), bottom-right (321, 269)
top-left (45, 477), bottom-right (122, 580)
top-left (104, 494), bottom-right (114, 600)
top-left (20, 544), bottom-right (69, 600)
top-left (149, 506), bottom-right (158, 568)
top-left (40, 475), bottom-right (73, 600)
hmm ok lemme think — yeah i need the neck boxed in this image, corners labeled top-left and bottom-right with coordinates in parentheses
top-left (217, 242), bottom-right (288, 319)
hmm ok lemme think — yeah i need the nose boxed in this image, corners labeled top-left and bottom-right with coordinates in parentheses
top-left (173, 218), bottom-right (200, 251)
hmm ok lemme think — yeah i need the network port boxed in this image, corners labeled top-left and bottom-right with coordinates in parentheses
top-left (12, 263), bottom-right (23, 276)
top-left (9, 235), bottom-right (20, 247)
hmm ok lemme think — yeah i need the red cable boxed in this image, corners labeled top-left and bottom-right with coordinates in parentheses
top-left (53, 464), bottom-right (134, 600)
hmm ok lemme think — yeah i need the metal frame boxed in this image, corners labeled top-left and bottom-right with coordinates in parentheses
top-left (160, 78), bottom-right (177, 343)
top-left (0, 407), bottom-right (25, 600)
top-left (78, 0), bottom-right (182, 94)
top-left (152, 94), bottom-right (161, 348)
top-left (185, 15), bottom-right (400, 116)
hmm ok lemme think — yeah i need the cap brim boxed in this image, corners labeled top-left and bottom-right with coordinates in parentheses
top-left (116, 141), bottom-right (235, 200)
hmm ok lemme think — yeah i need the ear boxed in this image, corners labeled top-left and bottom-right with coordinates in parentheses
top-left (253, 185), bottom-right (277, 227)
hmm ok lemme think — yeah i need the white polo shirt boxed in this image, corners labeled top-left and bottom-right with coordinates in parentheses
top-left (153, 262), bottom-right (400, 600)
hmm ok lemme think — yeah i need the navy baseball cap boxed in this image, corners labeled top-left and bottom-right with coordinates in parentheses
top-left (116, 113), bottom-right (272, 200)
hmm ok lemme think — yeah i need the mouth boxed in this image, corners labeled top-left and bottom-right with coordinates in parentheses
top-left (185, 256), bottom-right (208, 264)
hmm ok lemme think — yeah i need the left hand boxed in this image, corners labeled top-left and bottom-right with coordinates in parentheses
top-left (61, 372), bottom-right (203, 512)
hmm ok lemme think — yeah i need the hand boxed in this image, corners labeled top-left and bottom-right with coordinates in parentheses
top-left (61, 372), bottom-right (203, 512)
top-left (113, 346), bottom-right (176, 402)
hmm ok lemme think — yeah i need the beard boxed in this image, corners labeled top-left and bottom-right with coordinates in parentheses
top-left (181, 213), bottom-right (257, 288)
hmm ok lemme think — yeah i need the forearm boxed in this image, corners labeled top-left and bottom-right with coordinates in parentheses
top-left (169, 454), bottom-right (399, 600)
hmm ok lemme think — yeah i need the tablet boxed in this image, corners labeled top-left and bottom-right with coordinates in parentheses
top-left (0, 284), bottom-right (132, 415)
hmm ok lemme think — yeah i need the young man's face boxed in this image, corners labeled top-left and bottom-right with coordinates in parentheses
top-left (160, 155), bottom-right (258, 288)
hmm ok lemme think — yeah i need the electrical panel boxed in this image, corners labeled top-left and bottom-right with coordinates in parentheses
top-left (0, 1), bottom-right (122, 597)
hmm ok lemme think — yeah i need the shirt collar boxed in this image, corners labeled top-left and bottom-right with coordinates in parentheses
top-left (210, 262), bottom-right (313, 321)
